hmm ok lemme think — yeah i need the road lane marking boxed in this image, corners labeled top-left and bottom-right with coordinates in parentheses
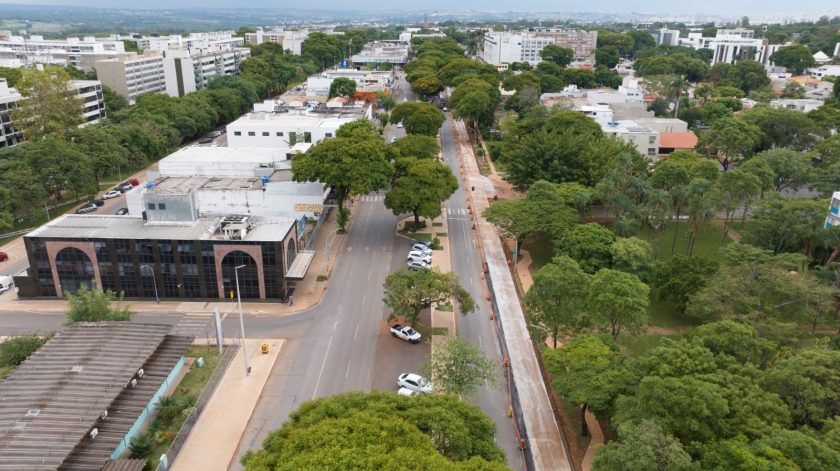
top-left (478, 334), bottom-right (483, 348)
top-left (345, 360), bottom-right (352, 379)
top-left (362, 294), bottom-right (366, 305)
top-left (354, 324), bottom-right (359, 341)
top-left (368, 271), bottom-right (372, 280)
top-left (312, 336), bottom-right (334, 399)
top-left (333, 320), bottom-right (338, 331)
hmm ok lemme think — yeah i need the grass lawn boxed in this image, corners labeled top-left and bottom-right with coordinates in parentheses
top-left (648, 299), bottom-right (703, 328)
top-left (399, 231), bottom-right (432, 242)
top-left (637, 221), bottom-right (729, 261)
top-left (145, 345), bottom-right (222, 469)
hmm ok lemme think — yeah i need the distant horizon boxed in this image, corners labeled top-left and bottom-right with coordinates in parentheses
top-left (0, 1), bottom-right (839, 18)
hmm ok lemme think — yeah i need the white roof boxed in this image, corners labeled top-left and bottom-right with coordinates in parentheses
top-left (227, 112), bottom-right (360, 129)
top-left (160, 146), bottom-right (306, 165)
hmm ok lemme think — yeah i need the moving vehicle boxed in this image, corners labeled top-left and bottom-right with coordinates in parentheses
top-left (390, 324), bottom-right (422, 344)
top-left (0, 275), bottom-right (13, 294)
top-left (0, 252), bottom-right (8, 262)
top-left (397, 373), bottom-right (432, 393)
top-left (103, 190), bottom-right (121, 200)
top-left (115, 208), bottom-right (129, 215)
top-left (407, 259), bottom-right (431, 270)
top-left (76, 203), bottom-right (98, 214)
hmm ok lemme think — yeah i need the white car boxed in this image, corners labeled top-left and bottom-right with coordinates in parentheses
top-left (398, 373), bottom-right (432, 393)
top-left (408, 250), bottom-right (432, 261)
top-left (396, 121), bottom-right (404, 128)
top-left (390, 324), bottom-right (422, 344)
top-left (407, 259), bottom-right (431, 270)
top-left (390, 137), bottom-right (397, 143)
top-left (411, 244), bottom-right (432, 255)
top-left (211, 142), bottom-right (220, 147)
top-left (103, 190), bottom-right (121, 200)
top-left (397, 387), bottom-right (418, 397)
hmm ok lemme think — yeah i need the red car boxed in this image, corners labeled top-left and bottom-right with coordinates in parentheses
top-left (0, 252), bottom-right (8, 262)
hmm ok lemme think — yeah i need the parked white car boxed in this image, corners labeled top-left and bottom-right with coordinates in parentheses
top-left (407, 259), bottom-right (431, 270)
top-left (103, 190), bottom-right (121, 200)
top-left (397, 387), bottom-right (419, 396)
top-left (410, 244), bottom-right (432, 255)
top-left (398, 373), bottom-right (432, 393)
top-left (390, 324), bottom-right (422, 344)
top-left (408, 250), bottom-right (431, 260)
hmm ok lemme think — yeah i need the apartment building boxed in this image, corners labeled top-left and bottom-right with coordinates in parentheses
top-left (650, 28), bottom-right (680, 47)
top-left (0, 35), bottom-right (129, 71)
top-left (602, 121), bottom-right (660, 159)
top-left (95, 54), bottom-right (166, 103)
top-left (0, 78), bottom-right (22, 148)
top-left (163, 47), bottom-right (251, 97)
top-left (680, 29), bottom-right (784, 65)
top-left (482, 29), bottom-right (597, 66)
top-left (0, 78), bottom-right (105, 147)
top-left (244, 29), bottom-right (311, 55)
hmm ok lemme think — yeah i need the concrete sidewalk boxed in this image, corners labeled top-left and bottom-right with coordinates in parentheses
top-left (453, 120), bottom-right (571, 471)
top-left (171, 339), bottom-right (283, 471)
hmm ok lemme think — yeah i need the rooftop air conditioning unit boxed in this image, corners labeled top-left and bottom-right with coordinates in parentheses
top-left (137, 368), bottom-right (144, 378)
top-left (100, 410), bottom-right (108, 420)
top-left (130, 378), bottom-right (137, 388)
top-left (90, 428), bottom-right (99, 439)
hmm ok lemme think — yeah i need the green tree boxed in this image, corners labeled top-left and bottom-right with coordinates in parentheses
top-left (385, 158), bottom-right (458, 225)
top-left (101, 85), bottom-right (127, 114)
top-left (391, 134), bottom-right (440, 159)
top-left (383, 268), bottom-right (475, 326)
top-left (292, 120), bottom-right (394, 212)
top-left (595, 46), bottom-right (621, 69)
top-left (781, 81), bottom-right (806, 98)
top-left (70, 124), bottom-right (130, 188)
top-left (423, 335), bottom-right (499, 396)
top-left (741, 106), bottom-right (824, 151)
top-left (770, 44), bottom-right (816, 75)
top-left (0, 334), bottom-right (49, 368)
top-left (592, 420), bottom-right (695, 471)
top-left (328, 77), bottom-right (357, 98)
top-left (390, 102), bottom-right (446, 136)
top-left (651, 255), bottom-right (719, 313)
top-left (65, 285), bottom-right (132, 324)
top-left (555, 223), bottom-right (617, 273)
top-left (241, 391), bottom-right (507, 470)
top-left (765, 349), bottom-right (840, 428)
top-left (751, 148), bottom-right (813, 192)
top-left (24, 137), bottom-right (94, 200)
top-left (12, 67), bottom-right (83, 141)
top-left (712, 168), bottom-right (762, 242)
top-left (449, 78), bottom-right (496, 132)
top-left (744, 196), bottom-right (827, 255)
top-left (544, 335), bottom-right (634, 435)
top-left (757, 429), bottom-right (840, 471)
top-left (411, 75), bottom-right (444, 98)
top-left (722, 60), bottom-right (771, 94)
top-left (587, 269), bottom-right (650, 339)
top-left (525, 255), bottom-right (591, 348)
top-left (609, 237), bottom-right (653, 281)
top-left (539, 44), bottom-right (574, 67)
top-left (697, 117), bottom-right (764, 166)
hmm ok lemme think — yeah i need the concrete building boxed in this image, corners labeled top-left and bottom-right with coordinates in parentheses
top-left (131, 146), bottom-right (327, 221)
top-left (163, 47), bottom-right (251, 97)
top-left (482, 29), bottom-right (597, 66)
top-left (650, 28), bottom-right (680, 46)
top-left (95, 54), bottom-right (166, 103)
top-left (226, 103), bottom-right (373, 148)
top-left (305, 68), bottom-right (394, 96)
top-left (244, 28), bottom-right (310, 55)
top-left (680, 29), bottom-right (784, 65)
top-left (0, 78), bottom-right (22, 148)
top-left (351, 41), bottom-right (410, 65)
top-left (807, 64), bottom-right (840, 80)
top-left (601, 120), bottom-right (660, 159)
top-left (827, 191), bottom-right (840, 228)
top-left (0, 78), bottom-right (105, 148)
top-left (770, 98), bottom-right (823, 113)
top-left (0, 34), bottom-right (129, 71)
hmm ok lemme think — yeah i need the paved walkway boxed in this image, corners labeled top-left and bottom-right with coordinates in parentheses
top-left (171, 339), bottom-right (283, 471)
top-left (454, 121), bottom-right (571, 471)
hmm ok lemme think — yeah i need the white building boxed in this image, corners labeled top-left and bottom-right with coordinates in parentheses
top-left (827, 191), bottom-right (840, 228)
top-left (130, 146), bottom-right (327, 220)
top-left (226, 103), bottom-right (373, 148)
top-left (70, 80), bottom-right (107, 125)
top-left (602, 120), bottom-right (660, 159)
top-left (650, 28), bottom-right (680, 47)
top-left (351, 41), bottom-right (410, 65)
top-left (305, 68), bottom-right (394, 96)
top-left (244, 29), bottom-right (310, 55)
top-left (163, 47), bottom-right (251, 97)
top-left (807, 64), bottom-right (840, 80)
top-left (95, 54), bottom-right (166, 103)
top-left (0, 34), bottom-right (129, 71)
top-left (482, 29), bottom-right (597, 66)
top-left (0, 78), bottom-right (22, 148)
top-left (770, 98), bottom-right (823, 113)
top-left (680, 29), bottom-right (784, 65)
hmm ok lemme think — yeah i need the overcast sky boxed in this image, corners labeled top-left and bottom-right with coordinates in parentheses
top-left (1, 0), bottom-right (838, 15)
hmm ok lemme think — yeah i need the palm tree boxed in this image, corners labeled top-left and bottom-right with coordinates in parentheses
top-left (666, 75), bottom-right (691, 119)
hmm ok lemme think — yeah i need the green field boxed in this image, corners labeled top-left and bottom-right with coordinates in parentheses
top-left (637, 220), bottom-right (729, 261)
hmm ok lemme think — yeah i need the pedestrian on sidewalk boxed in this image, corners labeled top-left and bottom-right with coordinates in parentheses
top-left (288, 295), bottom-right (294, 307)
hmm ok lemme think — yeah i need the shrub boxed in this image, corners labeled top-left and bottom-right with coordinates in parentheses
top-left (129, 432), bottom-right (155, 458)
top-left (0, 335), bottom-right (49, 368)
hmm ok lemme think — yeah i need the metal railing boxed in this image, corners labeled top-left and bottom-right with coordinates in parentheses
top-left (154, 344), bottom-right (239, 471)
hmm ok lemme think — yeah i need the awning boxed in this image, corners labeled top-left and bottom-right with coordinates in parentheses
top-left (286, 250), bottom-right (316, 280)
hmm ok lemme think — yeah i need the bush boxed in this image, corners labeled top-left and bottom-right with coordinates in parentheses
top-left (129, 432), bottom-right (155, 458)
top-left (432, 237), bottom-right (442, 250)
top-left (0, 334), bottom-right (49, 368)
top-left (65, 284), bottom-right (132, 324)
top-left (337, 208), bottom-right (350, 232)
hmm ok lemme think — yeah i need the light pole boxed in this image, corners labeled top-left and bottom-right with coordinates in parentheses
top-left (234, 264), bottom-right (250, 377)
top-left (325, 228), bottom-right (341, 261)
top-left (140, 265), bottom-right (159, 304)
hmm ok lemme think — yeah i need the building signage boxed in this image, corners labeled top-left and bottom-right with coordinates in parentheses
top-left (294, 203), bottom-right (324, 213)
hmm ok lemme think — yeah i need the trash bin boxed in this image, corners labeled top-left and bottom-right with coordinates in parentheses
top-left (261, 342), bottom-right (269, 354)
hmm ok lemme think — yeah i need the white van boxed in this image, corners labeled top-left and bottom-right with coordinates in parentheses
top-left (0, 275), bottom-right (13, 294)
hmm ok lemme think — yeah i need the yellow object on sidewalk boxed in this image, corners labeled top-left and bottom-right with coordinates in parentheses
top-left (261, 342), bottom-right (269, 354)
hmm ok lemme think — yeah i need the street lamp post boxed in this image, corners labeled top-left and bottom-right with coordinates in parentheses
top-left (140, 265), bottom-right (159, 304)
top-left (234, 264), bottom-right (250, 377)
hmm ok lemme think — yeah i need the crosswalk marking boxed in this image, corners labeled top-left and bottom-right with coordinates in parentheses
top-left (171, 312), bottom-right (214, 338)
top-left (359, 194), bottom-right (385, 202)
top-left (446, 208), bottom-right (468, 216)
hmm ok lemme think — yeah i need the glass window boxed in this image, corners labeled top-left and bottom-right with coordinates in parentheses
top-left (148, 203), bottom-right (155, 210)
top-left (221, 250), bottom-right (260, 299)
top-left (234, 131), bottom-right (241, 136)
top-left (262, 131), bottom-right (269, 136)
top-left (276, 132), bottom-right (284, 136)
top-left (158, 203), bottom-right (166, 210)
top-left (248, 131), bottom-right (255, 136)
top-left (55, 247), bottom-right (95, 295)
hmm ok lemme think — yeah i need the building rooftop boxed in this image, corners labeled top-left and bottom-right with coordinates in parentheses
top-left (26, 214), bottom-right (294, 242)
top-left (161, 145), bottom-right (308, 167)
top-left (659, 132), bottom-right (699, 150)
top-left (0, 323), bottom-right (175, 470)
top-left (228, 110), bottom-right (363, 129)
